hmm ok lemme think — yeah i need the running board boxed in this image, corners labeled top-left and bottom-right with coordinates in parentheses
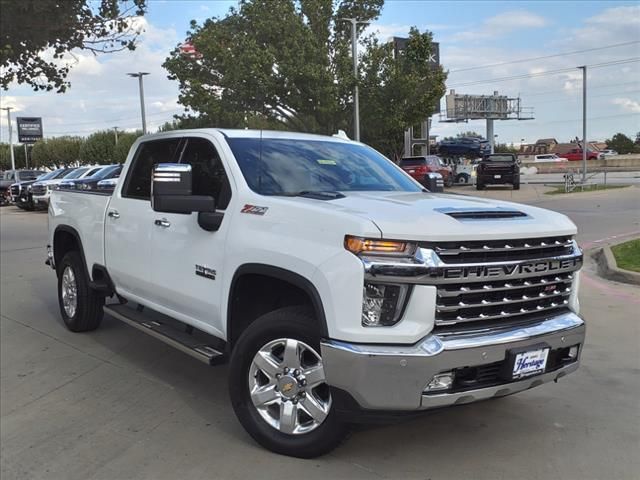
top-left (104, 304), bottom-right (225, 366)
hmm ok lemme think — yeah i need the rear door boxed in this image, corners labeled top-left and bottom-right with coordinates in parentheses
top-left (104, 138), bottom-right (182, 301)
top-left (149, 135), bottom-right (234, 335)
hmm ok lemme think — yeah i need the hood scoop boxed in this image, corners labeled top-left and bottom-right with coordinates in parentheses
top-left (436, 207), bottom-right (529, 220)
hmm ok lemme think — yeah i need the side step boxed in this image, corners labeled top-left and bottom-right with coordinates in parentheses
top-left (104, 304), bottom-right (225, 365)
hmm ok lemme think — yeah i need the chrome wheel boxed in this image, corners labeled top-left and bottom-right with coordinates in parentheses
top-left (248, 338), bottom-right (331, 435)
top-left (61, 266), bottom-right (78, 318)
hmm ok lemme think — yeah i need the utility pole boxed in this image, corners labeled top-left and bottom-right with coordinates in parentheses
top-left (339, 18), bottom-right (368, 141)
top-left (127, 72), bottom-right (150, 134)
top-left (113, 126), bottom-right (119, 145)
top-left (1, 107), bottom-right (15, 171)
top-left (578, 65), bottom-right (587, 183)
top-left (24, 144), bottom-right (28, 168)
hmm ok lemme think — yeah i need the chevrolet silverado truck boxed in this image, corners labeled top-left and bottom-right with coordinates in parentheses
top-left (47, 129), bottom-right (585, 458)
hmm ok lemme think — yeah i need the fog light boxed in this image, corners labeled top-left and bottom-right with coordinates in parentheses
top-left (362, 282), bottom-right (408, 327)
top-left (425, 372), bottom-right (455, 392)
top-left (568, 345), bottom-right (579, 359)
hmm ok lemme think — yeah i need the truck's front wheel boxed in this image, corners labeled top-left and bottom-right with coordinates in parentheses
top-left (57, 251), bottom-right (104, 332)
top-left (229, 306), bottom-right (348, 457)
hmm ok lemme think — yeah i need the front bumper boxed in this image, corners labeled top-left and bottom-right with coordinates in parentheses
top-left (321, 311), bottom-right (584, 411)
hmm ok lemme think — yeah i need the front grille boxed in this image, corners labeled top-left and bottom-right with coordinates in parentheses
top-left (422, 235), bottom-right (574, 264)
top-left (422, 236), bottom-right (579, 328)
top-left (10, 185), bottom-right (20, 196)
top-left (31, 185), bottom-right (46, 196)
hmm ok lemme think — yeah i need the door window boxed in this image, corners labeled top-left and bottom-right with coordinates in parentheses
top-left (122, 138), bottom-right (182, 199)
top-left (179, 138), bottom-right (232, 209)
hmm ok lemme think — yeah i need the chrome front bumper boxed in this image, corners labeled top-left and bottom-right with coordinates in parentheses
top-left (321, 311), bottom-right (585, 411)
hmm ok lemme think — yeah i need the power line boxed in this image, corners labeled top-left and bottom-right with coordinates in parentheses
top-left (520, 80), bottom-right (640, 98)
top-left (448, 58), bottom-right (640, 88)
top-left (448, 41), bottom-right (640, 74)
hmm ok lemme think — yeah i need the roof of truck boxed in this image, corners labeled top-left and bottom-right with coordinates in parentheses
top-left (147, 128), bottom-right (355, 143)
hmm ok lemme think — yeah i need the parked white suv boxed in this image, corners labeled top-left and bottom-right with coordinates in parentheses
top-left (47, 129), bottom-right (585, 457)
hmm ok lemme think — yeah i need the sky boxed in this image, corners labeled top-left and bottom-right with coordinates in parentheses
top-left (1, 0), bottom-right (639, 147)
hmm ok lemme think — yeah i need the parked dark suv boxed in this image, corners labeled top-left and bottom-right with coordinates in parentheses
top-left (476, 153), bottom-right (520, 190)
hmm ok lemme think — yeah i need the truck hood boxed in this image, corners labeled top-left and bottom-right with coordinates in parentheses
top-left (306, 191), bottom-right (577, 241)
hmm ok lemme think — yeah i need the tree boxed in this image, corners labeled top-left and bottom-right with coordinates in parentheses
top-left (358, 29), bottom-right (446, 160)
top-left (79, 130), bottom-right (117, 165)
top-left (0, 143), bottom-right (27, 170)
top-left (113, 131), bottom-right (143, 162)
top-left (1, 0), bottom-right (147, 92)
top-left (163, 0), bottom-right (384, 135)
top-left (494, 143), bottom-right (519, 154)
top-left (605, 133), bottom-right (637, 155)
top-left (31, 136), bottom-right (84, 168)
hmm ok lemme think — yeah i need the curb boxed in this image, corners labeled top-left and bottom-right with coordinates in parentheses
top-left (592, 241), bottom-right (640, 286)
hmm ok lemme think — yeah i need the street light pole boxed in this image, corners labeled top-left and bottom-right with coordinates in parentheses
top-left (339, 18), bottom-right (368, 141)
top-left (113, 126), bottom-right (119, 145)
top-left (127, 72), bottom-right (150, 134)
top-left (578, 65), bottom-right (587, 183)
top-left (1, 107), bottom-right (16, 171)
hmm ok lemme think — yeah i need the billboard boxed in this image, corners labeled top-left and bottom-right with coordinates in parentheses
top-left (16, 117), bottom-right (43, 143)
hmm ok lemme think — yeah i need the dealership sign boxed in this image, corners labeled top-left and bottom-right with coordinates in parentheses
top-left (16, 117), bottom-right (43, 143)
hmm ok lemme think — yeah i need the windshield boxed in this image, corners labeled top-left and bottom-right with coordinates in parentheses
top-left (485, 155), bottom-right (514, 162)
top-left (92, 165), bottom-right (120, 180)
top-left (63, 168), bottom-right (89, 179)
top-left (226, 138), bottom-right (421, 195)
top-left (19, 171), bottom-right (41, 180)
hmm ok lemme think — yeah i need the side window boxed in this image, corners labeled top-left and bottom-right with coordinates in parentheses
top-left (180, 137), bottom-right (232, 209)
top-left (122, 138), bottom-right (182, 199)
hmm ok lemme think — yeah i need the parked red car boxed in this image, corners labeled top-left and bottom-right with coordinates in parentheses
top-left (400, 155), bottom-right (454, 187)
top-left (562, 148), bottom-right (601, 161)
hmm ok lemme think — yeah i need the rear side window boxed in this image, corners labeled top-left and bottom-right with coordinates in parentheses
top-left (123, 139), bottom-right (182, 199)
top-left (400, 158), bottom-right (426, 167)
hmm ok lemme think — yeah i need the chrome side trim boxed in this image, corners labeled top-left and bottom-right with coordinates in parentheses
top-left (154, 163), bottom-right (191, 172)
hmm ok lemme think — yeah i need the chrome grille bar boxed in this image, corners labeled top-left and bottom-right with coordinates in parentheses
top-left (436, 290), bottom-right (570, 312)
top-left (437, 300), bottom-right (570, 325)
top-left (437, 273), bottom-right (573, 297)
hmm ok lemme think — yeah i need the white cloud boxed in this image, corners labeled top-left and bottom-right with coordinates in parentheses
top-left (612, 97), bottom-right (640, 113)
top-left (453, 10), bottom-right (547, 41)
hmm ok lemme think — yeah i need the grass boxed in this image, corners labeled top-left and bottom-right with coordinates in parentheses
top-left (545, 184), bottom-right (628, 195)
top-left (611, 239), bottom-right (640, 273)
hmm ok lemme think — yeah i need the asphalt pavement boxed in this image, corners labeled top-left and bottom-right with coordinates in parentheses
top-left (1, 185), bottom-right (639, 480)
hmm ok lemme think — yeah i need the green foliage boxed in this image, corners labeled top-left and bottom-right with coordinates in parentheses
top-left (611, 239), bottom-right (640, 273)
top-left (0, 0), bottom-right (146, 92)
top-left (0, 143), bottom-right (27, 170)
top-left (79, 130), bottom-right (118, 165)
top-left (163, 0), bottom-right (384, 135)
top-left (359, 27), bottom-right (447, 160)
top-left (605, 133), bottom-right (639, 154)
top-left (113, 131), bottom-right (143, 163)
top-left (494, 143), bottom-right (519, 154)
top-left (31, 136), bottom-right (84, 168)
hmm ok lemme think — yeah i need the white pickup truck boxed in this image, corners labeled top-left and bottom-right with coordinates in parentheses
top-left (47, 129), bottom-right (585, 457)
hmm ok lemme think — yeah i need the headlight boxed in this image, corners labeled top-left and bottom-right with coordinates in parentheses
top-left (362, 282), bottom-right (409, 327)
top-left (27, 185), bottom-right (32, 191)
top-left (344, 236), bottom-right (416, 257)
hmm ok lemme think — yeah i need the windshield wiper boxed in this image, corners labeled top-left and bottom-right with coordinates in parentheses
top-left (276, 190), bottom-right (346, 200)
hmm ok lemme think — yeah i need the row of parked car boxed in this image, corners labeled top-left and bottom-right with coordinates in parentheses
top-left (0, 165), bottom-right (121, 210)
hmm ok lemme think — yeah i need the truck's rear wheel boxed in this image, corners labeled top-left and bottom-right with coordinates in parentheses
top-left (57, 251), bottom-right (104, 332)
top-left (229, 306), bottom-right (348, 458)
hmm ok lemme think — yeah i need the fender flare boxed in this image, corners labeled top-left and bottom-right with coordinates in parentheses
top-left (228, 263), bottom-right (329, 339)
top-left (53, 225), bottom-right (90, 278)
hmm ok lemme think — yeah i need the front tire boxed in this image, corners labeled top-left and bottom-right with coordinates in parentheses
top-left (229, 306), bottom-right (348, 458)
top-left (476, 181), bottom-right (485, 190)
top-left (57, 251), bottom-right (104, 332)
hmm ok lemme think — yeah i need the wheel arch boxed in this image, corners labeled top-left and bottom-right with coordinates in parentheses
top-left (227, 264), bottom-right (329, 349)
top-left (53, 225), bottom-right (90, 278)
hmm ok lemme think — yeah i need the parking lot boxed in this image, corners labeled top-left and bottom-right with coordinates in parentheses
top-left (1, 184), bottom-right (639, 480)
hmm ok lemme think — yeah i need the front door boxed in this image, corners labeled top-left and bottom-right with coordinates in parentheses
top-left (149, 135), bottom-right (234, 337)
top-left (104, 138), bottom-right (182, 301)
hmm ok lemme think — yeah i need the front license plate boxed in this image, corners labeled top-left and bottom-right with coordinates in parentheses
top-left (512, 348), bottom-right (549, 379)
top-left (494, 174), bottom-right (501, 179)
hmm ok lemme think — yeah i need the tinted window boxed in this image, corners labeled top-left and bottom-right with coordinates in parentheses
top-left (180, 138), bottom-right (231, 209)
top-left (18, 171), bottom-right (41, 180)
top-left (227, 138), bottom-right (421, 195)
top-left (85, 167), bottom-right (103, 178)
top-left (92, 165), bottom-right (121, 180)
top-left (53, 168), bottom-right (75, 179)
top-left (64, 168), bottom-right (90, 179)
top-left (123, 139), bottom-right (182, 199)
top-left (400, 158), bottom-right (426, 167)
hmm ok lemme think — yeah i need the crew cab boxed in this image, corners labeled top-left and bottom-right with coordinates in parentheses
top-left (47, 129), bottom-right (585, 458)
top-left (563, 148), bottom-right (601, 161)
top-left (476, 153), bottom-right (521, 190)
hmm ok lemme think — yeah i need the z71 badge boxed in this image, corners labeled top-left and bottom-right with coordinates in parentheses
top-left (241, 204), bottom-right (268, 215)
top-left (195, 264), bottom-right (217, 280)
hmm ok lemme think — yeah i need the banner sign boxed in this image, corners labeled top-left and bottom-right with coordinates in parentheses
top-left (16, 117), bottom-right (43, 143)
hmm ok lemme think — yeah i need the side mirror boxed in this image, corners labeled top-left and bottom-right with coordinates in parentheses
top-left (152, 163), bottom-right (216, 215)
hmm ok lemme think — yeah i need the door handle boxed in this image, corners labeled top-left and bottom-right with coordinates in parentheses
top-left (154, 218), bottom-right (171, 228)
top-left (107, 210), bottom-right (120, 219)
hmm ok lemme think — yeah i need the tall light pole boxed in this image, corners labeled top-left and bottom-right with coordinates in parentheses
top-left (339, 18), bottom-right (368, 141)
top-left (127, 72), bottom-right (150, 134)
top-left (578, 66), bottom-right (587, 183)
top-left (1, 107), bottom-right (16, 171)
top-left (113, 126), bottom-right (119, 145)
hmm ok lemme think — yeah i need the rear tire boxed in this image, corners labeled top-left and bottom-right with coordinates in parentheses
top-left (476, 181), bottom-right (485, 190)
top-left (229, 306), bottom-right (348, 458)
top-left (456, 173), bottom-right (470, 185)
top-left (57, 251), bottom-right (104, 332)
